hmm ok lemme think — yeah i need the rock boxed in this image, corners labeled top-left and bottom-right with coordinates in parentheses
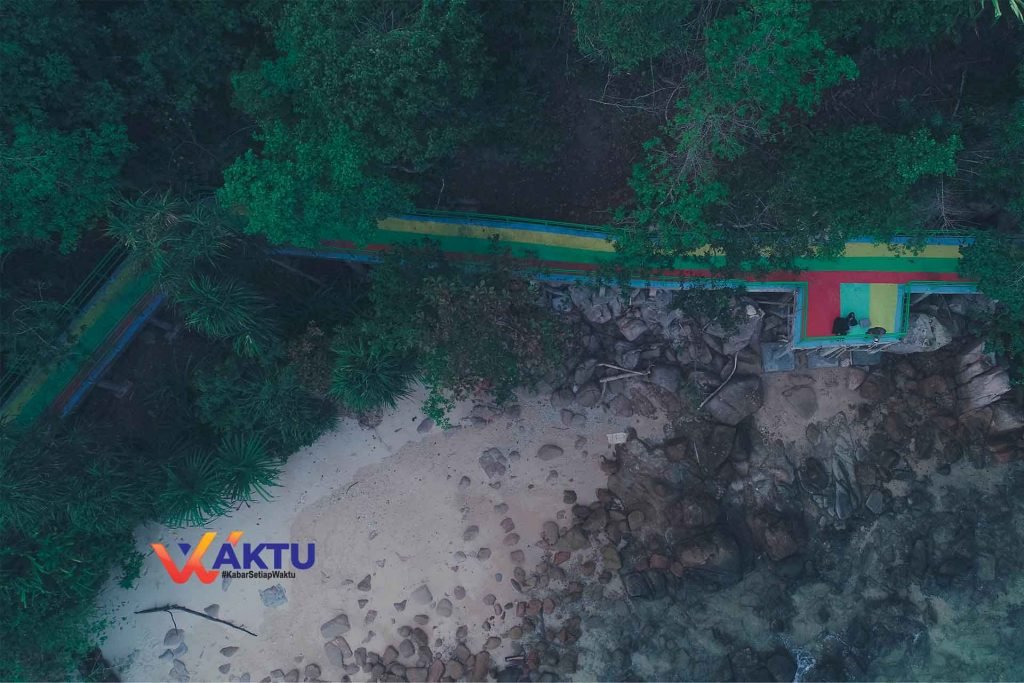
top-left (783, 385), bottom-right (817, 418)
top-left (427, 659), bottom-right (445, 682)
top-left (399, 639), bottom-right (416, 658)
top-left (335, 638), bottom-right (353, 659)
top-left (204, 604), bottom-right (220, 618)
top-left (303, 664), bottom-right (321, 680)
top-left (407, 667), bottom-right (428, 682)
top-left (458, 476), bottom-right (471, 489)
top-left (865, 490), bottom-right (885, 515)
top-left (886, 313), bottom-right (954, 353)
top-left (357, 575), bottom-right (372, 591)
top-left (417, 418), bottom-right (434, 434)
top-left (859, 374), bottom-right (891, 402)
top-left (382, 645), bottom-right (399, 666)
top-left (703, 376), bottom-right (763, 425)
top-left (221, 647), bottom-right (239, 657)
top-left (563, 490), bottom-right (577, 504)
top-left (542, 520), bottom-right (560, 543)
top-left (500, 517), bottom-right (515, 532)
top-left (989, 401), bottom-right (1024, 434)
top-left (556, 652), bottom-right (578, 675)
top-left (649, 364), bottom-right (682, 392)
top-left (538, 444), bottom-right (564, 461)
top-left (574, 358), bottom-right (599, 386)
top-left (364, 610), bottom-right (377, 625)
top-left (977, 554), bottom-right (997, 582)
top-left (472, 651), bottom-right (491, 681)
top-left (463, 525), bottom-right (479, 541)
top-left (704, 424), bottom-right (736, 471)
top-left (411, 628), bottom-right (429, 646)
top-left (510, 550), bottom-right (525, 564)
top-left (414, 614), bottom-right (430, 626)
top-left (320, 614), bottom-right (350, 639)
top-left (601, 545), bottom-right (622, 571)
top-left (576, 382), bottom-right (602, 408)
top-left (259, 584), bottom-right (287, 608)
top-left (163, 629), bottom-right (184, 647)
top-left (847, 368), bottom-right (868, 390)
top-left (412, 585), bottom-right (433, 604)
top-left (750, 513), bottom-right (804, 561)
top-left (285, 669), bottom-right (299, 682)
top-left (436, 598), bottom-right (453, 617)
top-left (959, 367), bottom-right (1011, 412)
top-left (623, 572), bottom-right (651, 599)
top-left (503, 532), bottom-right (520, 546)
top-left (324, 641), bottom-right (346, 668)
top-left (765, 652), bottom-right (797, 683)
top-left (393, 600), bottom-right (406, 612)
top-left (479, 448), bottom-right (508, 479)
top-left (445, 660), bottom-right (465, 680)
top-left (676, 530), bottom-right (741, 581)
top-left (484, 636), bottom-right (501, 650)
top-left (454, 585), bottom-right (466, 600)
top-left (618, 316), bottom-right (649, 342)
top-left (609, 394), bottom-right (634, 417)
top-left (627, 510), bottom-right (645, 531)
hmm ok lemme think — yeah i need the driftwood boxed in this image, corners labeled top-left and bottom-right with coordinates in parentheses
top-left (135, 604), bottom-right (258, 637)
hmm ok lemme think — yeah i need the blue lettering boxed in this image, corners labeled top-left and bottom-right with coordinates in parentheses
top-left (242, 543), bottom-right (268, 569)
top-left (212, 543), bottom-right (241, 569)
top-left (291, 543), bottom-right (316, 570)
top-left (266, 543), bottom-right (288, 569)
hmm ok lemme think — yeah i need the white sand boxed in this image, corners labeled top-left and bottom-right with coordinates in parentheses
top-left (97, 387), bottom-right (664, 682)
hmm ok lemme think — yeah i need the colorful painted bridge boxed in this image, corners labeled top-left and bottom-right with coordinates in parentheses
top-left (0, 210), bottom-right (976, 425)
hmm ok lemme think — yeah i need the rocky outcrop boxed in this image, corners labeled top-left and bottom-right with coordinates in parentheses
top-left (886, 313), bottom-right (954, 354)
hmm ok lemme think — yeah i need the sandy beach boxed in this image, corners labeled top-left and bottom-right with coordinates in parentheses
top-left (97, 386), bottom-right (666, 682)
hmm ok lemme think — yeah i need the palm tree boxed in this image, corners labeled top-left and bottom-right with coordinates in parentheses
top-left (174, 274), bottom-right (279, 357)
top-left (329, 334), bottom-right (415, 411)
top-left (159, 449), bottom-right (231, 528)
top-left (214, 434), bottom-right (280, 502)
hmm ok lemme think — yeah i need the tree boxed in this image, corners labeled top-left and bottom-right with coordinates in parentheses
top-left (234, 0), bottom-right (491, 169)
top-left (219, 122), bottom-right (407, 246)
top-left (571, 0), bottom-right (696, 72)
top-left (340, 241), bottom-right (567, 424)
top-left (194, 357), bottom-right (334, 455)
top-left (616, 0), bottom-right (858, 273)
top-left (754, 126), bottom-right (962, 256)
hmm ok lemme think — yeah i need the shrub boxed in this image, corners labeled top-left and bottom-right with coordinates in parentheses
top-left (329, 334), bottom-right (415, 412)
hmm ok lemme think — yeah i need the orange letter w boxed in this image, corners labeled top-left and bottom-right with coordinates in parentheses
top-left (152, 532), bottom-right (222, 584)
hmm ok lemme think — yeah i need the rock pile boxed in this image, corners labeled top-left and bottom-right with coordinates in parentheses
top-left (546, 284), bottom-right (768, 423)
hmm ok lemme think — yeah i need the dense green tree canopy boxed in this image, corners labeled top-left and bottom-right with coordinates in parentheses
top-left (571, 0), bottom-right (695, 72)
top-left (618, 0), bottom-right (858, 270)
top-left (234, 0), bottom-right (490, 168)
top-left (219, 122), bottom-right (407, 245)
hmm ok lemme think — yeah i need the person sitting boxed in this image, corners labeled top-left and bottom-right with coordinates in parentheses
top-left (846, 312), bottom-right (858, 328)
top-left (832, 316), bottom-right (850, 336)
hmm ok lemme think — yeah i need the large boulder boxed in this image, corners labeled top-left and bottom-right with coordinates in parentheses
top-left (703, 376), bottom-right (763, 425)
top-left (958, 367), bottom-right (1011, 412)
top-left (886, 313), bottom-right (954, 354)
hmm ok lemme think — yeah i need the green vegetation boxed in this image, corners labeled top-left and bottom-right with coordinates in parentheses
top-left (330, 241), bottom-right (566, 425)
top-left (571, 0), bottom-right (696, 71)
top-left (2, 0), bottom-right (1023, 678)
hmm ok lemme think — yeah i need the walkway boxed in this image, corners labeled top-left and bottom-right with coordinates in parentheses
top-left (0, 210), bottom-right (976, 425)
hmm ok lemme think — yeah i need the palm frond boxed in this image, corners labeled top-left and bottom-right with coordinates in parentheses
top-left (215, 434), bottom-right (280, 502)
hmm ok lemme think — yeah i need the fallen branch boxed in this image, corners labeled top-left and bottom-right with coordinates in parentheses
top-left (135, 604), bottom-right (258, 637)
top-left (698, 352), bottom-right (740, 410)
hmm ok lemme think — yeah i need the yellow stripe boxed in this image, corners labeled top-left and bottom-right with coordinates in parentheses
top-left (868, 283), bottom-right (899, 331)
top-left (841, 243), bottom-right (962, 259)
top-left (378, 218), bottom-right (616, 253)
